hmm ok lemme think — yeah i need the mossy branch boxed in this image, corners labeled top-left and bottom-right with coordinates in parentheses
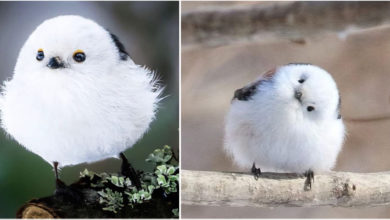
top-left (16, 146), bottom-right (179, 218)
top-left (182, 170), bottom-right (390, 208)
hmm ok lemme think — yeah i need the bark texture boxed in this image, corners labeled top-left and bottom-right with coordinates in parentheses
top-left (16, 178), bottom-right (178, 218)
top-left (182, 170), bottom-right (390, 208)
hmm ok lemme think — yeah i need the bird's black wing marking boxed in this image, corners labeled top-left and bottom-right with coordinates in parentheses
top-left (109, 32), bottom-right (129, 61)
top-left (233, 68), bottom-right (276, 101)
top-left (233, 81), bottom-right (261, 101)
top-left (337, 97), bottom-right (342, 119)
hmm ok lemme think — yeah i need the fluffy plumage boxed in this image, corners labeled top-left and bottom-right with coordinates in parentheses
top-left (224, 64), bottom-right (345, 173)
top-left (0, 15), bottom-right (162, 167)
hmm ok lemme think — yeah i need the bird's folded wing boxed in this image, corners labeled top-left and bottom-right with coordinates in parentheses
top-left (232, 67), bottom-right (276, 101)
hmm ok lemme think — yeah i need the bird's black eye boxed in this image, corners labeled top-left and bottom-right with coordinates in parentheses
top-left (73, 50), bottom-right (86, 63)
top-left (307, 106), bottom-right (315, 112)
top-left (36, 49), bottom-right (44, 61)
top-left (298, 79), bottom-right (305, 83)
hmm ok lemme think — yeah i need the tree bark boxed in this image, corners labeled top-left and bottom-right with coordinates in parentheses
top-left (16, 178), bottom-right (178, 218)
top-left (182, 170), bottom-right (390, 208)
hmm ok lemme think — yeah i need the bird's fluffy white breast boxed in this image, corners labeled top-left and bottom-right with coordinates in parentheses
top-left (1, 63), bottom-right (161, 166)
top-left (224, 65), bottom-right (345, 173)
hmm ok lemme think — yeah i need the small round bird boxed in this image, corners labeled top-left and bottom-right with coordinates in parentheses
top-left (0, 15), bottom-right (162, 187)
top-left (224, 63), bottom-right (345, 188)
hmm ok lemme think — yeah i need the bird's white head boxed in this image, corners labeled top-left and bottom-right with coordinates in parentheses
top-left (270, 63), bottom-right (340, 121)
top-left (15, 15), bottom-right (131, 78)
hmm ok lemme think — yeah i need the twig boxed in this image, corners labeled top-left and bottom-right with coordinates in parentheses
top-left (181, 170), bottom-right (390, 208)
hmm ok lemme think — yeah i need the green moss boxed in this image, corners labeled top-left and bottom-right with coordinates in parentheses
top-left (145, 145), bottom-right (174, 164)
top-left (79, 145), bottom-right (179, 215)
top-left (172, 208), bottom-right (179, 217)
top-left (98, 189), bottom-right (124, 213)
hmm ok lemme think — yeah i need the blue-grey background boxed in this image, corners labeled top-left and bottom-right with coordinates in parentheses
top-left (0, 2), bottom-right (179, 217)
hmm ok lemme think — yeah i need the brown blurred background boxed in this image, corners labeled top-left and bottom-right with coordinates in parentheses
top-left (182, 1), bottom-right (390, 218)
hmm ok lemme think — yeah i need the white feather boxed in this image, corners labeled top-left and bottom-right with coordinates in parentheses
top-left (0, 15), bottom-right (162, 167)
top-left (224, 64), bottom-right (345, 173)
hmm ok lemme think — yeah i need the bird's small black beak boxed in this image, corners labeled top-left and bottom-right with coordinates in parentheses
top-left (47, 57), bottom-right (65, 69)
top-left (294, 90), bottom-right (302, 102)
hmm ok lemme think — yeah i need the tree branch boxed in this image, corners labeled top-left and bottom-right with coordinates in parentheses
top-left (181, 170), bottom-right (390, 208)
top-left (16, 185), bottom-right (177, 218)
top-left (182, 1), bottom-right (390, 46)
top-left (16, 145), bottom-right (179, 218)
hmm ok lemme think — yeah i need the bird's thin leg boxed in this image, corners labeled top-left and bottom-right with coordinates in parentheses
top-left (53, 161), bottom-right (82, 202)
top-left (53, 161), bottom-right (66, 189)
top-left (304, 169), bottom-right (314, 190)
top-left (120, 152), bottom-right (142, 189)
top-left (54, 161), bottom-right (59, 180)
top-left (251, 162), bottom-right (262, 180)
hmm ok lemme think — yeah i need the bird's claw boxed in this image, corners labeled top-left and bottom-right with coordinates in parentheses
top-left (304, 169), bottom-right (314, 191)
top-left (251, 162), bottom-right (262, 180)
top-left (120, 152), bottom-right (142, 189)
top-left (53, 161), bottom-right (66, 189)
top-left (52, 161), bottom-right (82, 202)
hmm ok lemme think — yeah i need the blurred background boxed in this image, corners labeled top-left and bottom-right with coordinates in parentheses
top-left (182, 1), bottom-right (390, 218)
top-left (0, 2), bottom-right (178, 217)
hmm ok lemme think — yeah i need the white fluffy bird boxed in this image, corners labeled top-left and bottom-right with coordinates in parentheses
top-left (0, 15), bottom-right (161, 183)
top-left (224, 63), bottom-right (345, 187)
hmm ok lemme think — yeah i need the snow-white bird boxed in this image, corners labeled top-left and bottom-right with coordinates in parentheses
top-left (0, 15), bottom-right (162, 186)
top-left (224, 63), bottom-right (345, 188)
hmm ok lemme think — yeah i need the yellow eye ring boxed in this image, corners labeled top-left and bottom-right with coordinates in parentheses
top-left (73, 49), bottom-right (84, 56)
top-left (73, 49), bottom-right (86, 63)
top-left (36, 48), bottom-right (44, 61)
